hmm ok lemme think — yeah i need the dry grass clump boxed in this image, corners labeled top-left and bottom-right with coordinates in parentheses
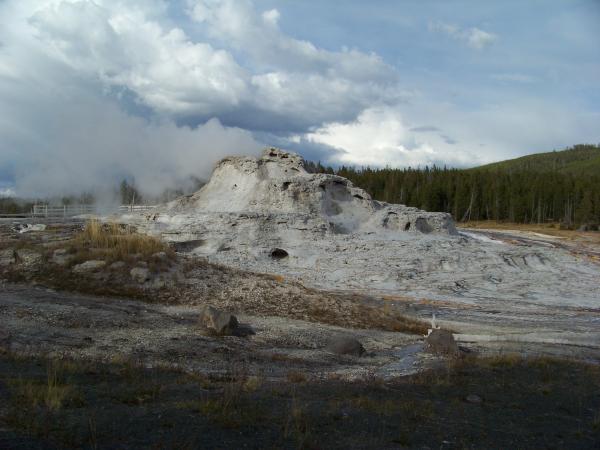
top-left (8, 359), bottom-right (85, 412)
top-left (73, 220), bottom-right (171, 261)
top-left (286, 370), bottom-right (308, 383)
top-left (283, 397), bottom-right (313, 448)
top-left (308, 302), bottom-right (429, 335)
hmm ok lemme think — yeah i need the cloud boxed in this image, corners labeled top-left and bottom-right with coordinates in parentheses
top-left (27, 0), bottom-right (248, 118)
top-left (185, 0), bottom-right (402, 129)
top-left (440, 135), bottom-right (457, 145)
top-left (410, 126), bottom-right (440, 133)
top-left (401, 97), bottom-right (600, 164)
top-left (429, 21), bottom-right (496, 49)
top-left (0, 0), bottom-right (597, 200)
top-left (19, 0), bottom-right (402, 133)
top-left (305, 107), bottom-right (478, 167)
top-left (0, 85), bottom-right (261, 197)
top-left (0, 0), bottom-right (262, 198)
top-left (0, 187), bottom-right (16, 198)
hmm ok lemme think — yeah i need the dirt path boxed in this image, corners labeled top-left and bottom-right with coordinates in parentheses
top-left (0, 283), bottom-right (428, 380)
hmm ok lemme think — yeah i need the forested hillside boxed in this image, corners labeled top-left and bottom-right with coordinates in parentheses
top-left (475, 144), bottom-right (600, 175)
top-left (308, 144), bottom-right (600, 226)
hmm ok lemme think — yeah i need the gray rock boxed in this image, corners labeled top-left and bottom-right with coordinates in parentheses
top-left (14, 249), bottom-right (42, 267)
top-left (73, 260), bottom-right (106, 273)
top-left (109, 261), bottom-right (126, 270)
top-left (325, 336), bottom-right (365, 357)
top-left (198, 305), bottom-right (238, 336)
top-left (14, 223), bottom-right (46, 234)
top-left (465, 394), bottom-right (483, 404)
top-left (425, 329), bottom-right (458, 356)
top-left (130, 267), bottom-right (151, 283)
top-left (0, 249), bottom-right (15, 266)
top-left (52, 249), bottom-right (71, 266)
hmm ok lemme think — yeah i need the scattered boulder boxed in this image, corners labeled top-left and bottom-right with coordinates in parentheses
top-left (109, 261), bottom-right (126, 270)
top-left (51, 249), bottom-right (70, 266)
top-left (577, 223), bottom-right (599, 232)
top-left (73, 260), bottom-right (106, 273)
top-left (465, 394), bottom-right (483, 404)
top-left (152, 251), bottom-right (168, 260)
top-left (13, 223), bottom-right (46, 234)
top-left (198, 305), bottom-right (239, 336)
top-left (14, 249), bottom-right (42, 267)
top-left (0, 249), bottom-right (15, 266)
top-left (130, 267), bottom-right (151, 283)
top-left (425, 329), bottom-right (459, 356)
top-left (325, 336), bottom-right (365, 357)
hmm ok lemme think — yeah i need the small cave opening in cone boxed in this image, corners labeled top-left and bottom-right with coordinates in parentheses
top-left (270, 248), bottom-right (289, 259)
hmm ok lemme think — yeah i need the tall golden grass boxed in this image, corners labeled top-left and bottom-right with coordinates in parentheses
top-left (74, 220), bottom-right (170, 260)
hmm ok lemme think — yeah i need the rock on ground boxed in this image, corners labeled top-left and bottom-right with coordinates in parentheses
top-left (73, 260), bottom-right (106, 273)
top-left (0, 249), bottom-right (15, 266)
top-left (199, 305), bottom-right (239, 336)
top-left (14, 249), bottom-right (42, 267)
top-left (425, 329), bottom-right (458, 356)
top-left (130, 267), bottom-right (151, 283)
top-left (52, 249), bottom-right (70, 266)
top-left (325, 336), bottom-right (365, 357)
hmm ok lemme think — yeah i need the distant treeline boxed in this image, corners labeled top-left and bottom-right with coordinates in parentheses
top-left (0, 178), bottom-right (207, 214)
top-left (306, 144), bottom-right (600, 226)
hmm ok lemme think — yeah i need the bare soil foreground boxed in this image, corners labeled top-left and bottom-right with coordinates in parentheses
top-left (1, 220), bottom-right (599, 448)
top-left (1, 350), bottom-right (599, 449)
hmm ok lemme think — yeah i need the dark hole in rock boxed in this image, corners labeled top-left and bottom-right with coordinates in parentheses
top-left (290, 167), bottom-right (300, 172)
top-left (415, 217), bottom-right (433, 234)
top-left (269, 151), bottom-right (277, 157)
top-left (319, 184), bottom-right (326, 191)
top-left (281, 154), bottom-right (289, 158)
top-left (282, 182), bottom-right (290, 191)
top-left (270, 248), bottom-right (289, 259)
top-left (383, 212), bottom-right (398, 228)
top-left (404, 222), bottom-right (411, 231)
top-left (333, 180), bottom-right (345, 186)
top-left (353, 194), bottom-right (364, 200)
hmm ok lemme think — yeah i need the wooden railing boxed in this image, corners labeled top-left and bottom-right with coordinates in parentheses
top-left (0, 204), bottom-right (156, 220)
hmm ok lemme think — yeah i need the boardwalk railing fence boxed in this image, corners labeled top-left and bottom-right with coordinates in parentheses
top-left (0, 204), bottom-right (155, 220)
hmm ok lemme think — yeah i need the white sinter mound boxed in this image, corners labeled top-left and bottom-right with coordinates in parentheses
top-left (122, 148), bottom-right (600, 352)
